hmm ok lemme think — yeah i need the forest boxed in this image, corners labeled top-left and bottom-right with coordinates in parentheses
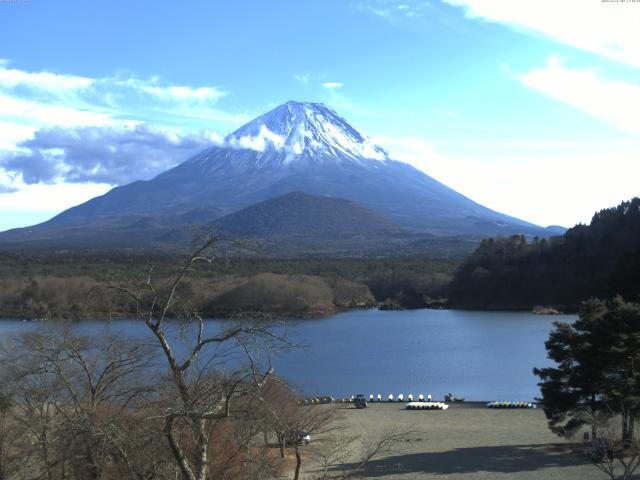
top-left (0, 249), bottom-right (455, 320)
top-left (3, 198), bottom-right (640, 320)
top-left (448, 198), bottom-right (640, 310)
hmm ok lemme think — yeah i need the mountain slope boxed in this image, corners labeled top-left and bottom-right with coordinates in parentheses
top-left (0, 101), bottom-right (557, 251)
top-left (209, 191), bottom-right (402, 238)
top-left (159, 191), bottom-right (419, 256)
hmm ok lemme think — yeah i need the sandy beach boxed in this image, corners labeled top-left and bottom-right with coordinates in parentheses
top-left (306, 402), bottom-right (605, 480)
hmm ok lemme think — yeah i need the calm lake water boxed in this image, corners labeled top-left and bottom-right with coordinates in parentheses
top-left (0, 309), bottom-right (572, 401)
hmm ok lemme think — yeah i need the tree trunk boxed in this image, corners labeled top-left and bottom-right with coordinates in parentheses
top-left (194, 417), bottom-right (209, 480)
top-left (84, 445), bottom-right (101, 480)
top-left (293, 444), bottom-right (302, 480)
top-left (623, 412), bottom-right (633, 447)
top-left (40, 427), bottom-right (54, 480)
top-left (164, 417), bottom-right (196, 480)
top-left (278, 433), bottom-right (286, 459)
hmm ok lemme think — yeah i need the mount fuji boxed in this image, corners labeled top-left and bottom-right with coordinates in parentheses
top-left (0, 101), bottom-right (560, 252)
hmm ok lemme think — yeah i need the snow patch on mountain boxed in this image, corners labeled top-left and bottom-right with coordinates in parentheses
top-left (224, 101), bottom-right (389, 163)
top-left (226, 124), bottom-right (285, 152)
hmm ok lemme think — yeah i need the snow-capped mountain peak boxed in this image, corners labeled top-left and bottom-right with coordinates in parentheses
top-left (225, 101), bottom-right (388, 163)
top-left (7, 100), bottom-right (553, 246)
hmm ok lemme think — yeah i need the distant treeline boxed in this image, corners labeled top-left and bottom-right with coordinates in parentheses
top-left (12, 197), bottom-right (638, 319)
top-left (448, 198), bottom-right (640, 310)
top-left (0, 252), bottom-right (456, 320)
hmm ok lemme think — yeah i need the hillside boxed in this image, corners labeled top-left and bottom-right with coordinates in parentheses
top-left (159, 192), bottom-right (481, 257)
top-left (448, 198), bottom-right (640, 310)
top-left (205, 191), bottom-right (411, 255)
top-left (210, 191), bottom-right (402, 238)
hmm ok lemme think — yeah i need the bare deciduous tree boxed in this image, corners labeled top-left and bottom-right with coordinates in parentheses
top-left (0, 390), bottom-right (27, 480)
top-left (0, 238), bottom-right (311, 480)
top-left (275, 399), bottom-right (338, 480)
top-left (584, 411), bottom-right (640, 480)
top-left (1, 327), bottom-right (161, 480)
top-left (95, 237), bottom-right (288, 480)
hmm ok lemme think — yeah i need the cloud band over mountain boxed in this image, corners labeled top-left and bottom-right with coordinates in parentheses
top-left (3, 125), bottom-right (218, 185)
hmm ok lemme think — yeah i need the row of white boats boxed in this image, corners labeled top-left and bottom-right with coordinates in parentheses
top-left (406, 402), bottom-right (449, 410)
top-left (486, 401), bottom-right (536, 409)
top-left (311, 396), bottom-right (537, 409)
top-left (334, 394), bottom-right (436, 403)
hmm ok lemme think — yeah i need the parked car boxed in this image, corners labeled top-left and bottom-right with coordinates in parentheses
top-left (445, 393), bottom-right (465, 403)
top-left (297, 430), bottom-right (311, 445)
top-left (354, 394), bottom-right (368, 409)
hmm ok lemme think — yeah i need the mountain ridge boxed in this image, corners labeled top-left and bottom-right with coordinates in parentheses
top-left (0, 101), bottom-right (562, 252)
top-left (225, 101), bottom-right (388, 164)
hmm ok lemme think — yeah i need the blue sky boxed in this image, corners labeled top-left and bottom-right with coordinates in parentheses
top-left (0, 0), bottom-right (639, 230)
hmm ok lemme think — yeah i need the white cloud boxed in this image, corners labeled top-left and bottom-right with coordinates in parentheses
top-left (434, 153), bottom-right (640, 228)
top-left (0, 94), bottom-right (114, 128)
top-left (354, 0), bottom-right (432, 21)
top-left (226, 125), bottom-right (285, 152)
top-left (358, 141), bottom-right (387, 161)
top-left (0, 65), bottom-right (225, 103)
top-left (374, 133), bottom-right (640, 227)
top-left (0, 121), bottom-right (35, 151)
top-left (323, 83), bottom-right (354, 111)
top-left (372, 135), bottom-right (440, 172)
top-left (443, 0), bottom-right (640, 68)
top-left (113, 77), bottom-right (225, 102)
top-left (0, 182), bottom-right (112, 219)
top-left (513, 56), bottom-right (640, 136)
top-left (0, 60), bottom-right (246, 206)
top-left (0, 174), bottom-right (115, 231)
top-left (293, 73), bottom-right (310, 84)
top-left (2, 124), bottom-right (218, 185)
top-left (0, 64), bottom-right (240, 137)
top-left (0, 122), bottom-right (224, 229)
top-left (0, 67), bottom-right (94, 91)
top-left (0, 63), bottom-right (248, 197)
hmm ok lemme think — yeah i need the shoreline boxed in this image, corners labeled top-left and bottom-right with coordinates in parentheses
top-left (0, 304), bottom-right (578, 322)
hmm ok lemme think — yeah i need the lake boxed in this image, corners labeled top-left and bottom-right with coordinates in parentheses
top-left (0, 308), bottom-right (572, 401)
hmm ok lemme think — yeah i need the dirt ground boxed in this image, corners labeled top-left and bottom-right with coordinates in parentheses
top-left (306, 402), bottom-right (608, 480)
